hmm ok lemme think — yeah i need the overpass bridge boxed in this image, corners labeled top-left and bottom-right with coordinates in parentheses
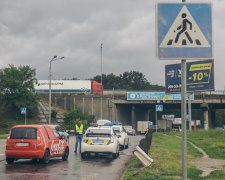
top-left (38, 91), bottom-right (225, 130)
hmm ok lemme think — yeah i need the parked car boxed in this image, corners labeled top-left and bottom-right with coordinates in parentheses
top-left (112, 125), bottom-right (129, 149)
top-left (49, 125), bottom-right (69, 142)
top-left (5, 125), bottom-right (69, 164)
top-left (81, 126), bottom-right (119, 159)
top-left (123, 126), bottom-right (136, 136)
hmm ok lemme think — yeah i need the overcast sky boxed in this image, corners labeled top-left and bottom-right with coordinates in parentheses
top-left (0, 0), bottom-right (224, 90)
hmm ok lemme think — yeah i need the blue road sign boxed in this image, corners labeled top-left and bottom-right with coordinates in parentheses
top-left (21, 107), bottom-right (26, 114)
top-left (156, 105), bottom-right (163, 112)
top-left (156, 3), bottom-right (212, 59)
top-left (165, 60), bottom-right (214, 93)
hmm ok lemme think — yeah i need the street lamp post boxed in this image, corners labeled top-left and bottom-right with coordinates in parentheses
top-left (49, 56), bottom-right (64, 125)
top-left (100, 43), bottom-right (103, 85)
top-left (100, 43), bottom-right (103, 119)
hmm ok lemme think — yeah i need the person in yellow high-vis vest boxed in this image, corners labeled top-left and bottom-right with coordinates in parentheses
top-left (75, 119), bottom-right (84, 153)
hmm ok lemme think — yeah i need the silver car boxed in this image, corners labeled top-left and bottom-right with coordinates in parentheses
top-left (123, 126), bottom-right (136, 136)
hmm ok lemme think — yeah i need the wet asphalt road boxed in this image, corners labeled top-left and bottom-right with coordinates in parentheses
top-left (0, 135), bottom-right (143, 180)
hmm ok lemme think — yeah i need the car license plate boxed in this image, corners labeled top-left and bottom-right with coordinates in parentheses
top-left (92, 139), bottom-right (104, 144)
top-left (16, 143), bottom-right (29, 147)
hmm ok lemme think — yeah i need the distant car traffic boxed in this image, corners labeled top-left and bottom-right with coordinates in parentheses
top-left (81, 126), bottom-right (119, 159)
top-left (5, 125), bottom-right (69, 164)
top-left (123, 126), bottom-right (136, 136)
top-left (112, 125), bottom-right (129, 149)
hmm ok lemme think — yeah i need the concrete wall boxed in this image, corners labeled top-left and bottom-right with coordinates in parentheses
top-left (39, 93), bottom-right (114, 121)
top-left (38, 93), bottom-right (225, 128)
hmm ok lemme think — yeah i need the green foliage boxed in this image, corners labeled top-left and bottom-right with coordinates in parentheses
top-left (62, 109), bottom-right (95, 131)
top-left (123, 132), bottom-right (225, 180)
top-left (93, 71), bottom-right (164, 90)
top-left (0, 64), bottom-right (39, 119)
top-left (187, 129), bottom-right (225, 159)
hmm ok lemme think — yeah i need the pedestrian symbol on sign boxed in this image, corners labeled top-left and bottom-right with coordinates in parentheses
top-left (156, 105), bottom-right (163, 112)
top-left (160, 6), bottom-right (210, 48)
top-left (21, 107), bottom-right (26, 114)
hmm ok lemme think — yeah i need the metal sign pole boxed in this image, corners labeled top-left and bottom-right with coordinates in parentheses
top-left (25, 112), bottom-right (27, 125)
top-left (156, 109), bottom-right (158, 133)
top-left (181, 59), bottom-right (187, 180)
top-left (182, 0), bottom-right (187, 178)
top-left (188, 93), bottom-right (192, 131)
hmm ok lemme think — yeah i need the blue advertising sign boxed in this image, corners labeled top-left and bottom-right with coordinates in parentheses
top-left (156, 3), bottom-right (213, 59)
top-left (156, 105), bottom-right (163, 112)
top-left (127, 92), bottom-right (194, 101)
top-left (21, 107), bottom-right (26, 114)
top-left (165, 60), bottom-right (214, 93)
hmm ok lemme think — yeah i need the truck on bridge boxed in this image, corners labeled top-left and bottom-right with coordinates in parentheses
top-left (34, 80), bottom-right (103, 94)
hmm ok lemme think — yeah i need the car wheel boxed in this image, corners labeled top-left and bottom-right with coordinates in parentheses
top-left (62, 147), bottom-right (69, 161)
top-left (123, 140), bottom-right (126, 149)
top-left (125, 141), bottom-right (129, 149)
top-left (6, 158), bottom-right (14, 164)
top-left (81, 152), bottom-right (86, 159)
top-left (41, 149), bottom-right (50, 164)
top-left (112, 153), bottom-right (117, 159)
top-left (32, 158), bottom-right (39, 163)
top-left (117, 151), bottom-right (120, 157)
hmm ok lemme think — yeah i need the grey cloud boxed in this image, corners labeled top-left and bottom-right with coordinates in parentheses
top-left (0, 0), bottom-right (224, 90)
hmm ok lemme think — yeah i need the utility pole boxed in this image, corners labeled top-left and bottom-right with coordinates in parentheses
top-left (49, 56), bottom-right (64, 125)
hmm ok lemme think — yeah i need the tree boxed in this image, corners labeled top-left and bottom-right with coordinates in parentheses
top-left (120, 71), bottom-right (152, 90)
top-left (93, 71), bottom-right (164, 90)
top-left (93, 73), bottom-right (121, 89)
top-left (63, 109), bottom-right (95, 130)
top-left (0, 64), bottom-right (39, 119)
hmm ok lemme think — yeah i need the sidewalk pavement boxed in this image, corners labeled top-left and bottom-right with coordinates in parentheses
top-left (0, 139), bottom-right (6, 162)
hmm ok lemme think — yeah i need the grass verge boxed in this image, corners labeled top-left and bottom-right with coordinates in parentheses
top-left (186, 129), bottom-right (225, 159)
top-left (123, 131), bottom-right (225, 180)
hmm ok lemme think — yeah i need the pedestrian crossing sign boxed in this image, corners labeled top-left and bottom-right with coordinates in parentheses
top-left (156, 105), bottom-right (163, 112)
top-left (156, 3), bottom-right (212, 60)
top-left (21, 107), bottom-right (26, 114)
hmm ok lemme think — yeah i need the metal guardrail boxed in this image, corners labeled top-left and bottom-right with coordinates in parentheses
top-left (134, 130), bottom-right (154, 167)
top-left (134, 146), bottom-right (153, 167)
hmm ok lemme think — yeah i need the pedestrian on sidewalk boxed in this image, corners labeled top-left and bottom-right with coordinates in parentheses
top-left (74, 119), bottom-right (84, 153)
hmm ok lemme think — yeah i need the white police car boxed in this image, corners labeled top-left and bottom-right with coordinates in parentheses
top-left (81, 126), bottom-right (119, 159)
top-left (112, 125), bottom-right (129, 149)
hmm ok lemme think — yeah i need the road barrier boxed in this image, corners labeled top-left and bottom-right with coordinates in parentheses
top-left (134, 146), bottom-right (153, 167)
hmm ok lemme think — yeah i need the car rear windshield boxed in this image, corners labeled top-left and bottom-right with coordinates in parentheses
top-left (10, 128), bottom-right (37, 139)
top-left (124, 126), bottom-right (132, 129)
top-left (86, 129), bottom-right (111, 137)
top-left (113, 127), bottom-right (121, 132)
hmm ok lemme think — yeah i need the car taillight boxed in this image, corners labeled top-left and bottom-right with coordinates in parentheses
top-left (111, 136), bottom-right (114, 143)
top-left (82, 135), bottom-right (86, 143)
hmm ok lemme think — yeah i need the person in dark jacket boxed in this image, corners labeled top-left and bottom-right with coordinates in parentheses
top-left (74, 119), bottom-right (84, 153)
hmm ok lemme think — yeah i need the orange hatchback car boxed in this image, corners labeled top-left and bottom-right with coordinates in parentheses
top-left (5, 125), bottom-right (69, 164)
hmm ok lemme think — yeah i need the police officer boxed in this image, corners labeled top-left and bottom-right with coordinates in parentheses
top-left (74, 119), bottom-right (84, 153)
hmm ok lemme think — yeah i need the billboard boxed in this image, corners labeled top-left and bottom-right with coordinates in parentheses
top-left (127, 92), bottom-right (194, 101)
top-left (165, 60), bottom-right (214, 93)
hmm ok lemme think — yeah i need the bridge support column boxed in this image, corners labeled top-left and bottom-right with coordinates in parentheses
top-left (112, 103), bottom-right (117, 122)
top-left (201, 103), bottom-right (209, 130)
top-left (208, 108), bottom-right (216, 128)
top-left (116, 105), bottom-right (131, 125)
top-left (131, 106), bottom-right (136, 131)
top-left (64, 97), bottom-right (67, 109)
